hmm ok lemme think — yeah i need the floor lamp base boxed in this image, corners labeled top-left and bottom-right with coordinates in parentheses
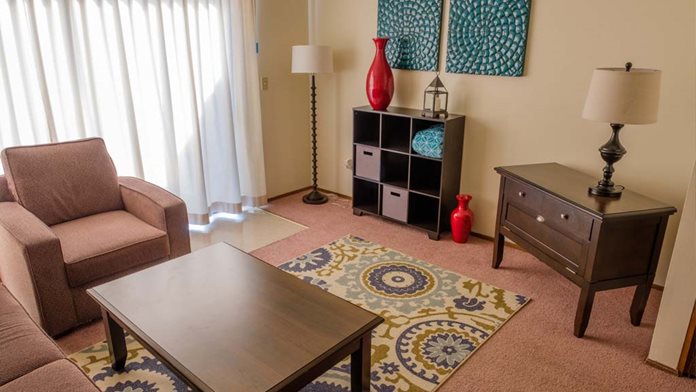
top-left (303, 189), bottom-right (328, 205)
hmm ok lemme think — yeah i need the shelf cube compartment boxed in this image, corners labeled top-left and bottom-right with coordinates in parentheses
top-left (381, 151), bottom-right (409, 189)
top-left (354, 111), bottom-right (380, 147)
top-left (410, 156), bottom-right (442, 196)
top-left (408, 192), bottom-right (440, 232)
top-left (411, 119), bottom-right (443, 156)
top-left (381, 115), bottom-right (411, 153)
top-left (412, 118), bottom-right (442, 132)
top-left (382, 184), bottom-right (409, 222)
top-left (353, 178), bottom-right (379, 215)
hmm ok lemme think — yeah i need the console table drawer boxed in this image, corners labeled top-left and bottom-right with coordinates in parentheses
top-left (505, 203), bottom-right (586, 272)
top-left (540, 195), bottom-right (594, 241)
top-left (505, 177), bottom-right (594, 242)
top-left (504, 178), bottom-right (543, 212)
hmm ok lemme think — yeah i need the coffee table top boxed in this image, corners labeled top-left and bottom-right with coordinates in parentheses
top-left (88, 242), bottom-right (383, 391)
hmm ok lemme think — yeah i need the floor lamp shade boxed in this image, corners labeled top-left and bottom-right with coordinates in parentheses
top-left (291, 45), bottom-right (334, 74)
top-left (582, 67), bottom-right (661, 124)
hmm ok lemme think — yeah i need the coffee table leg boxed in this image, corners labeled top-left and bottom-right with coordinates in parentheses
top-left (102, 309), bottom-right (127, 371)
top-left (350, 332), bottom-right (371, 392)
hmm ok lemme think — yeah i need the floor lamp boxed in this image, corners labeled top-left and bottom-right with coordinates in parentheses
top-left (291, 45), bottom-right (334, 204)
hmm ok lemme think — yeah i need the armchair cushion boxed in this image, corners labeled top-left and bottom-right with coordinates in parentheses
top-left (1, 138), bottom-right (123, 226)
top-left (0, 285), bottom-right (64, 386)
top-left (51, 210), bottom-right (169, 288)
top-left (0, 360), bottom-right (99, 392)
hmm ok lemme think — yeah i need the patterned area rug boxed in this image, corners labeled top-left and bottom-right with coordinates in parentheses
top-left (69, 235), bottom-right (529, 391)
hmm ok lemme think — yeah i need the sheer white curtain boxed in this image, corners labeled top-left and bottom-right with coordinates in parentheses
top-left (0, 0), bottom-right (267, 224)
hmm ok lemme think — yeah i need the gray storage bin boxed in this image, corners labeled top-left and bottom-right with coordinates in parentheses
top-left (382, 185), bottom-right (408, 222)
top-left (355, 145), bottom-right (381, 181)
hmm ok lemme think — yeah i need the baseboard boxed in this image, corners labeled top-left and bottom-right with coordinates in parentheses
top-left (267, 186), bottom-right (312, 202)
top-left (469, 231), bottom-right (525, 251)
top-left (323, 189), bottom-right (352, 200)
top-left (645, 358), bottom-right (680, 376)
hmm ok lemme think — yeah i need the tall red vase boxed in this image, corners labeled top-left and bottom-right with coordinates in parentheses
top-left (451, 194), bottom-right (474, 244)
top-left (366, 37), bottom-right (394, 111)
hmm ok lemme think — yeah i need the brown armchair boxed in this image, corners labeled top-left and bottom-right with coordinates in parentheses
top-left (0, 138), bottom-right (190, 336)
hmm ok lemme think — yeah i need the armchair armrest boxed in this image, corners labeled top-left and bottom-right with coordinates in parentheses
top-left (0, 175), bottom-right (13, 202)
top-left (0, 202), bottom-right (77, 335)
top-left (118, 177), bottom-right (191, 258)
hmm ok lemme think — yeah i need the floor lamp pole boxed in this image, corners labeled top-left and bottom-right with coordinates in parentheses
top-left (303, 73), bottom-right (328, 204)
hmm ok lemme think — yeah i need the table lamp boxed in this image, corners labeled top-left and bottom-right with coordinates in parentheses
top-left (292, 45), bottom-right (334, 204)
top-left (582, 62), bottom-right (661, 197)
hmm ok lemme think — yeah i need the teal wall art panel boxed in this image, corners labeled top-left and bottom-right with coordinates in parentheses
top-left (377, 0), bottom-right (444, 71)
top-left (446, 0), bottom-right (531, 76)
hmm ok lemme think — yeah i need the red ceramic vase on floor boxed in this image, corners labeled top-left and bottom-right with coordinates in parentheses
top-left (451, 194), bottom-right (474, 243)
top-left (366, 37), bottom-right (394, 111)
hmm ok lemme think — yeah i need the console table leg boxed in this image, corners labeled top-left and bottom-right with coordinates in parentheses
top-left (492, 233), bottom-right (505, 269)
top-left (630, 279), bottom-right (653, 326)
top-left (574, 284), bottom-right (596, 338)
top-left (103, 309), bottom-right (127, 371)
top-left (350, 332), bottom-right (371, 392)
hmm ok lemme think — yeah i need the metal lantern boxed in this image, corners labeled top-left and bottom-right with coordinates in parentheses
top-left (422, 73), bottom-right (448, 118)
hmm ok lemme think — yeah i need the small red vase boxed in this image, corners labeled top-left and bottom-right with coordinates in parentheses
top-left (366, 37), bottom-right (394, 111)
top-left (451, 194), bottom-right (474, 244)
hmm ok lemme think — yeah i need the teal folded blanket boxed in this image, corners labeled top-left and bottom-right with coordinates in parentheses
top-left (412, 126), bottom-right (444, 158)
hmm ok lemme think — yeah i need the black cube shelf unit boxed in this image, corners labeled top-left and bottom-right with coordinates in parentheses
top-left (352, 105), bottom-right (466, 240)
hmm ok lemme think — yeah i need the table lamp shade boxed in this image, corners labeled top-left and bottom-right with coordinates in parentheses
top-left (291, 45), bottom-right (334, 74)
top-left (582, 67), bottom-right (661, 124)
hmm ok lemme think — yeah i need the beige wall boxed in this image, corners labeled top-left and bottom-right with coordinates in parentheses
top-left (649, 163), bottom-right (696, 370)
top-left (309, 0), bottom-right (696, 285)
top-left (257, 0), bottom-right (311, 198)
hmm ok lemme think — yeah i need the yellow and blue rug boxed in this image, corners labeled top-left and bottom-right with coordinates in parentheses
top-left (69, 235), bottom-right (529, 391)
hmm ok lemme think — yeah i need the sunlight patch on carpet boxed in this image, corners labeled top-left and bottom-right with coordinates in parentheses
top-left (189, 208), bottom-right (306, 252)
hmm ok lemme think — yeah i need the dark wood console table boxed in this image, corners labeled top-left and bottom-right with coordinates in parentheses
top-left (493, 163), bottom-right (676, 337)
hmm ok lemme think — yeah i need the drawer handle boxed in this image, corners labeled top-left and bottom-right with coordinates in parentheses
top-left (536, 215), bottom-right (545, 223)
top-left (560, 213), bottom-right (569, 220)
top-left (390, 191), bottom-right (401, 197)
top-left (518, 191), bottom-right (526, 198)
top-left (363, 151), bottom-right (373, 156)
top-left (565, 267), bottom-right (576, 275)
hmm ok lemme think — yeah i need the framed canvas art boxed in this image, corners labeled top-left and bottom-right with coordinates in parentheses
top-left (446, 0), bottom-right (531, 76)
top-left (377, 0), bottom-right (444, 71)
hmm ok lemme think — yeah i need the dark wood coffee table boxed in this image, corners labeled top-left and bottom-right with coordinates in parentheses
top-left (87, 242), bottom-right (383, 392)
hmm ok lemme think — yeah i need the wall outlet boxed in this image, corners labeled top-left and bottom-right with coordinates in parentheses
top-left (261, 77), bottom-right (269, 90)
top-left (345, 158), bottom-right (353, 170)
